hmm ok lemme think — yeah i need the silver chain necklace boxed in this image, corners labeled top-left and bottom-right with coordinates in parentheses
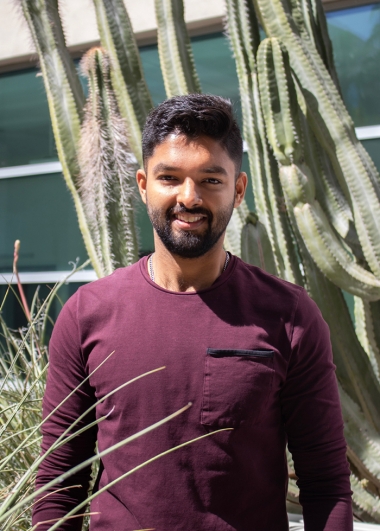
top-left (148, 252), bottom-right (230, 283)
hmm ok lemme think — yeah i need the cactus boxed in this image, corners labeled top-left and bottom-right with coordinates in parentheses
top-left (154, 0), bottom-right (201, 97)
top-left (21, 0), bottom-right (152, 277)
top-left (241, 213), bottom-right (277, 275)
top-left (252, 0), bottom-right (380, 279)
top-left (92, 0), bottom-right (154, 165)
top-left (354, 298), bottom-right (380, 380)
top-left (79, 48), bottom-right (139, 275)
top-left (225, 0), bottom-right (303, 284)
top-left (257, 37), bottom-right (380, 301)
top-left (19, 0), bottom-right (103, 277)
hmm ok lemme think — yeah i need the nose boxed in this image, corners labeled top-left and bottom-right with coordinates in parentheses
top-left (176, 177), bottom-right (202, 209)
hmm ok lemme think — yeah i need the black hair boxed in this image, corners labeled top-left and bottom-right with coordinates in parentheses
top-left (142, 94), bottom-right (243, 173)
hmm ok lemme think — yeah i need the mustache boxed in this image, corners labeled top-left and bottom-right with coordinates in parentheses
top-left (168, 205), bottom-right (212, 218)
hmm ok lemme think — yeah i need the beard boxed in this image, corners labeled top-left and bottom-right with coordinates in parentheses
top-left (147, 201), bottom-right (234, 259)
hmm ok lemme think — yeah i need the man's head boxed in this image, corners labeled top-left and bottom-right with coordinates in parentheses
top-left (137, 94), bottom-right (247, 259)
top-left (142, 94), bottom-right (243, 175)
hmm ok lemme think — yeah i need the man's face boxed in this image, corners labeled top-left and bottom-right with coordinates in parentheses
top-left (136, 134), bottom-right (247, 258)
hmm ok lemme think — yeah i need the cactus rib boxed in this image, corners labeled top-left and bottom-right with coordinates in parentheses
top-left (225, 0), bottom-right (303, 284)
top-left (93, 0), bottom-right (154, 166)
top-left (79, 48), bottom-right (139, 275)
top-left (253, 0), bottom-right (380, 277)
top-left (20, 0), bottom-right (103, 277)
top-left (155, 0), bottom-right (201, 97)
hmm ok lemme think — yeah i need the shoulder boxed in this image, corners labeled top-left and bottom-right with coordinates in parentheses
top-left (76, 259), bottom-right (141, 299)
top-left (230, 257), bottom-right (324, 339)
top-left (58, 259), bottom-right (144, 327)
top-left (232, 256), bottom-right (304, 307)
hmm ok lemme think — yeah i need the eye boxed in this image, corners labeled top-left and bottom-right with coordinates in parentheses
top-left (158, 174), bottom-right (177, 182)
top-left (204, 178), bottom-right (222, 185)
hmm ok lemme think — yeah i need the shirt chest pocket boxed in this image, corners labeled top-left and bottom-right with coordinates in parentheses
top-left (201, 348), bottom-right (275, 429)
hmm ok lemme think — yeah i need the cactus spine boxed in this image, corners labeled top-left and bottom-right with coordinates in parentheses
top-left (79, 48), bottom-right (139, 275)
top-left (92, 0), bottom-right (154, 166)
top-left (253, 0), bottom-right (380, 279)
top-left (155, 0), bottom-right (201, 97)
top-left (19, 0), bottom-right (103, 278)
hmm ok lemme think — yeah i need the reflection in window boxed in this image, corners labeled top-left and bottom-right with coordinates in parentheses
top-left (327, 4), bottom-right (380, 127)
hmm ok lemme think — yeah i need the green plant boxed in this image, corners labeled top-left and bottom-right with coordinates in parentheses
top-left (225, 0), bottom-right (380, 521)
top-left (78, 47), bottom-right (139, 274)
top-left (19, 0), bottom-right (144, 277)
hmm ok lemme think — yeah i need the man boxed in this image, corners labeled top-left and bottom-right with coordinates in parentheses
top-left (33, 94), bottom-right (352, 530)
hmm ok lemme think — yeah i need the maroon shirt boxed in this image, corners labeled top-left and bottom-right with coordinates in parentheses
top-left (33, 255), bottom-right (352, 530)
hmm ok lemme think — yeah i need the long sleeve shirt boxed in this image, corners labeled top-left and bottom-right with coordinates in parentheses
top-left (32, 255), bottom-right (353, 530)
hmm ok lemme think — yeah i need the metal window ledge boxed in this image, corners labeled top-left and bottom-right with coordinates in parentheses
top-left (0, 270), bottom-right (97, 285)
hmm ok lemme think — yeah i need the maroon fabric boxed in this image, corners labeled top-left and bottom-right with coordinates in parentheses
top-left (33, 256), bottom-right (353, 530)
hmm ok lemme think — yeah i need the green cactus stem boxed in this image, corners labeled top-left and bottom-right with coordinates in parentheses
top-left (241, 213), bottom-right (277, 275)
top-left (79, 48), bottom-right (139, 275)
top-left (225, 0), bottom-right (303, 284)
top-left (294, 229), bottom-right (380, 433)
top-left (155, 0), bottom-right (201, 97)
top-left (340, 385), bottom-right (380, 491)
top-left (350, 474), bottom-right (380, 523)
top-left (93, 0), bottom-right (154, 166)
top-left (223, 201), bottom-right (250, 257)
top-left (20, 0), bottom-right (103, 277)
top-left (293, 199), bottom-right (380, 300)
top-left (354, 298), bottom-right (380, 380)
top-left (257, 38), bottom-right (302, 166)
top-left (304, 0), bottom-right (341, 90)
top-left (253, 0), bottom-right (380, 278)
top-left (258, 37), bottom-right (380, 300)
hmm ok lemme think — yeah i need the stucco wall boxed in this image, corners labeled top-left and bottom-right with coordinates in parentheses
top-left (0, 0), bottom-right (225, 68)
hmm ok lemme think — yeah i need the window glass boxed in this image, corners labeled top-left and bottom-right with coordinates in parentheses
top-left (360, 138), bottom-right (380, 171)
top-left (0, 173), bottom-right (153, 272)
top-left (326, 4), bottom-right (380, 126)
top-left (0, 282), bottom-right (85, 334)
top-left (0, 69), bottom-right (55, 168)
top-left (0, 173), bottom-right (87, 272)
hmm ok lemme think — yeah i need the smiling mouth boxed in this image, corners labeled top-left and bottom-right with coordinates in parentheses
top-left (175, 213), bottom-right (205, 223)
top-left (172, 212), bottom-right (208, 230)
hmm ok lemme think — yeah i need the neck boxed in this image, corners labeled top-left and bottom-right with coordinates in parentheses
top-left (149, 237), bottom-right (228, 292)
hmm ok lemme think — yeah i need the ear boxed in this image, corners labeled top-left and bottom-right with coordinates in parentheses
top-left (234, 172), bottom-right (248, 208)
top-left (136, 168), bottom-right (147, 205)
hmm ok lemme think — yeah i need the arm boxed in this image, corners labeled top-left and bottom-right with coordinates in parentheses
top-left (32, 293), bottom-right (97, 531)
top-left (281, 289), bottom-right (353, 531)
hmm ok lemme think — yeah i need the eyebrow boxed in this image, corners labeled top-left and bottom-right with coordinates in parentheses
top-left (152, 163), bottom-right (228, 176)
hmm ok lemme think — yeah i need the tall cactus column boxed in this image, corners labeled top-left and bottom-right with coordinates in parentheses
top-left (225, 0), bottom-right (303, 282)
top-left (79, 48), bottom-right (139, 275)
top-left (253, 0), bottom-right (380, 279)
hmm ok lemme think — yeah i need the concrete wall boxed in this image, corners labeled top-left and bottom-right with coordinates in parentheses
top-left (1, 0), bottom-right (377, 71)
top-left (0, 0), bottom-right (225, 70)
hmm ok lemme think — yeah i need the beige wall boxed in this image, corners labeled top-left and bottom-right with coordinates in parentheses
top-left (0, 0), bottom-right (225, 69)
top-left (1, 0), bottom-right (376, 71)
